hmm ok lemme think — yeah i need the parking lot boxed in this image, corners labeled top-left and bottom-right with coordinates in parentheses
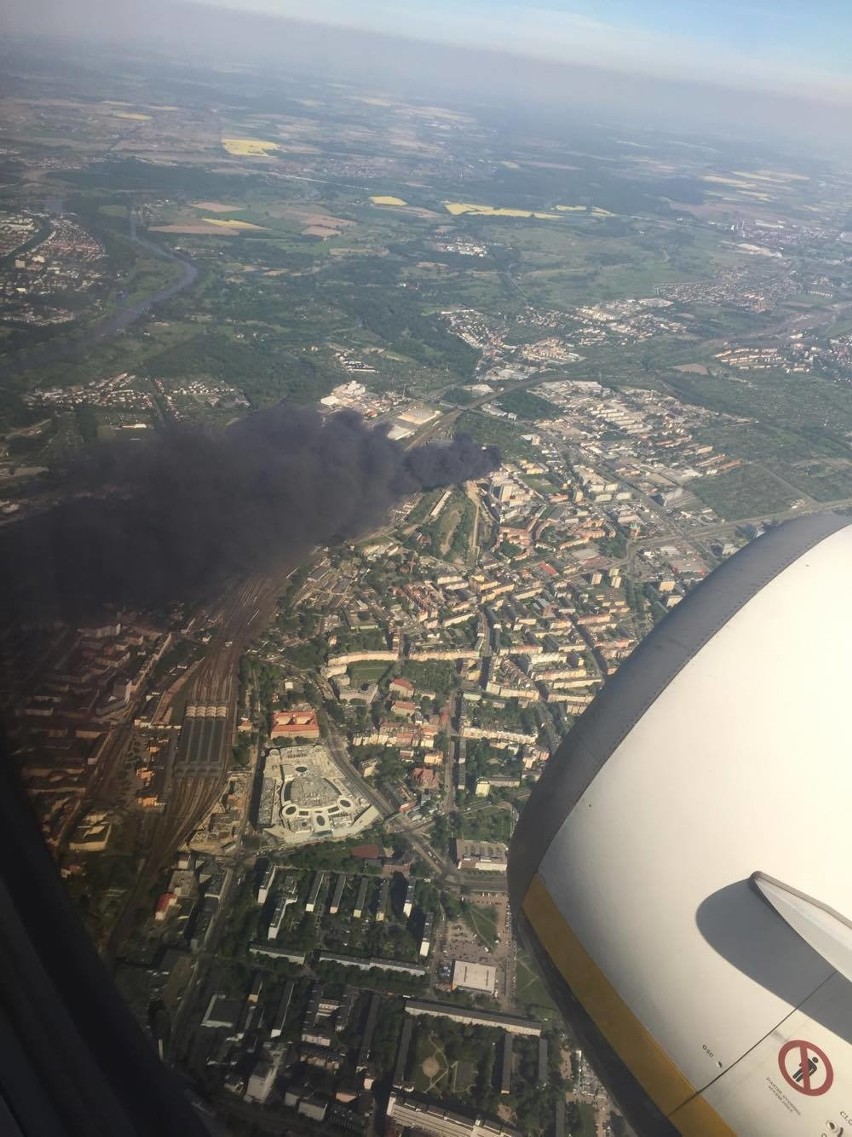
top-left (432, 893), bottom-right (515, 1007)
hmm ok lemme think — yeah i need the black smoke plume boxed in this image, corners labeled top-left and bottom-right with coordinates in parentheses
top-left (0, 403), bottom-right (500, 622)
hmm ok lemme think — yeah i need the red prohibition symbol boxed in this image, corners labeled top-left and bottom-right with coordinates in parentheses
top-left (778, 1039), bottom-right (834, 1097)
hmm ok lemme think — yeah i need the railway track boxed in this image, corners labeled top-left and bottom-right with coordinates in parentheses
top-left (103, 567), bottom-right (294, 961)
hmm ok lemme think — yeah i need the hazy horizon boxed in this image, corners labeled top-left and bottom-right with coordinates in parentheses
top-left (4, 0), bottom-right (852, 154)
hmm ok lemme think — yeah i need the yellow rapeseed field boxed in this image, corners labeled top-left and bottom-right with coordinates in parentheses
top-left (192, 202), bottom-right (240, 213)
top-left (555, 204), bottom-right (616, 216)
top-left (370, 195), bottom-right (408, 206)
top-left (222, 138), bottom-right (279, 156)
top-left (750, 170), bottom-right (809, 182)
top-left (201, 218), bottom-right (267, 230)
top-left (114, 112), bottom-right (151, 121)
top-left (702, 175), bottom-right (757, 189)
top-left (443, 202), bottom-right (559, 219)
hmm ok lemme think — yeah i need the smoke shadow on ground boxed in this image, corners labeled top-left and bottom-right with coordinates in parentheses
top-left (0, 403), bottom-right (500, 623)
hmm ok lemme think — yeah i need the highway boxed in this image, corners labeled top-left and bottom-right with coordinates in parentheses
top-left (634, 493), bottom-right (852, 550)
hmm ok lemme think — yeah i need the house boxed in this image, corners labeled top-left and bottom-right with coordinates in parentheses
top-left (389, 676), bottom-right (415, 698)
top-left (270, 709), bottom-right (320, 740)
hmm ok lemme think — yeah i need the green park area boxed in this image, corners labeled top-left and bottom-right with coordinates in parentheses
top-left (699, 421), bottom-right (852, 503)
top-left (457, 804), bottom-right (515, 844)
top-left (498, 389), bottom-right (561, 420)
top-left (461, 902), bottom-right (499, 948)
top-left (407, 1021), bottom-right (499, 1113)
top-left (348, 660), bottom-right (393, 687)
top-left (409, 1036), bottom-right (475, 1096)
top-left (515, 952), bottom-right (557, 1018)
top-left (691, 463), bottom-right (796, 519)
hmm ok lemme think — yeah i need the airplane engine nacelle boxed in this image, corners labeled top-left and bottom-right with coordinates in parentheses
top-left (509, 513), bottom-right (852, 1137)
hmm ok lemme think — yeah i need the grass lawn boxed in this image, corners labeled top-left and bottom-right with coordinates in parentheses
top-left (455, 410), bottom-right (538, 459)
top-left (459, 804), bottom-right (514, 844)
top-left (514, 953), bottom-right (556, 1016)
top-left (348, 661), bottom-right (392, 686)
top-left (413, 1033), bottom-right (449, 1094)
top-left (433, 493), bottom-right (465, 554)
top-left (691, 462), bottom-right (797, 519)
top-left (575, 1102), bottom-right (597, 1137)
top-left (452, 1059), bottom-right (477, 1094)
top-left (498, 389), bottom-right (561, 420)
top-left (462, 902), bottom-right (499, 948)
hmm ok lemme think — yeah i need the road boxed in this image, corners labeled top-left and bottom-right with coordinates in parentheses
top-left (319, 706), bottom-right (456, 879)
top-left (634, 493), bottom-right (852, 550)
top-left (570, 441), bottom-right (710, 565)
top-left (92, 325), bottom-right (852, 962)
top-left (321, 713), bottom-right (393, 821)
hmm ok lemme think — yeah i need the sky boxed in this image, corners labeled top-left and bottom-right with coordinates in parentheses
top-left (4, 0), bottom-right (852, 146)
top-left (188, 0), bottom-right (852, 98)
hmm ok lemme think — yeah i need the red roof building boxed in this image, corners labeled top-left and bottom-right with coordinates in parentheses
top-left (270, 709), bottom-right (320, 740)
top-left (155, 892), bottom-right (176, 921)
top-left (389, 676), bottom-right (415, 697)
top-left (411, 767), bottom-right (440, 792)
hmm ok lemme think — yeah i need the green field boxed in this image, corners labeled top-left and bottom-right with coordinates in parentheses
top-left (515, 953), bottom-right (556, 1016)
top-left (699, 422), bottom-right (852, 502)
top-left (434, 492), bottom-right (466, 553)
top-left (442, 386), bottom-right (478, 406)
top-left (413, 1033), bottom-right (448, 1092)
top-left (347, 661), bottom-right (392, 686)
top-left (667, 368), bottom-right (852, 441)
top-left (573, 1102), bottom-right (597, 1137)
top-left (501, 219), bottom-right (737, 308)
top-left (409, 489), bottom-right (476, 564)
top-left (122, 253), bottom-right (184, 305)
top-left (462, 902), bottom-right (499, 948)
top-left (458, 804), bottom-right (514, 844)
top-left (453, 1060), bottom-right (477, 1094)
top-left (498, 389), bottom-right (561, 420)
top-left (691, 463), bottom-right (797, 519)
top-left (411, 1031), bottom-right (480, 1095)
top-left (782, 463), bottom-right (852, 501)
top-left (400, 660), bottom-right (459, 703)
top-left (411, 268), bottom-right (516, 312)
top-left (455, 411), bottom-right (538, 459)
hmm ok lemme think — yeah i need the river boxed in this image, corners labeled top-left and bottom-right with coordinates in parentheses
top-left (0, 212), bottom-right (198, 385)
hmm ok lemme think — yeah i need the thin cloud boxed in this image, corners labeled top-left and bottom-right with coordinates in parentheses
top-left (176, 0), bottom-right (852, 100)
top-left (5, 0), bottom-right (852, 146)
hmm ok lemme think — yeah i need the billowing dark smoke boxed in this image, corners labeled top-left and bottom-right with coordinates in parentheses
top-left (402, 433), bottom-right (501, 491)
top-left (0, 403), bottom-right (500, 621)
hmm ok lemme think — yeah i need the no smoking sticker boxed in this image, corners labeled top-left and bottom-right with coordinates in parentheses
top-left (778, 1040), bottom-right (834, 1096)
